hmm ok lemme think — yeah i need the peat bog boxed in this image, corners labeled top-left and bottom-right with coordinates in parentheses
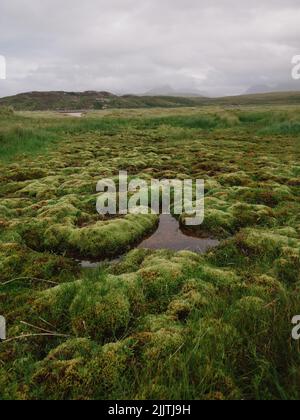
top-left (0, 105), bottom-right (300, 400)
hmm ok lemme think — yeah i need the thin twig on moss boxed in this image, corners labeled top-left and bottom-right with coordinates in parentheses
top-left (0, 277), bottom-right (58, 287)
top-left (3, 333), bottom-right (71, 344)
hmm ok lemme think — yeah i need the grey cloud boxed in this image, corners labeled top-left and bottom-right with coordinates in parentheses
top-left (0, 0), bottom-right (300, 97)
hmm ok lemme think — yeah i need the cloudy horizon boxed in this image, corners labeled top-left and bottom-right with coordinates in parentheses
top-left (0, 0), bottom-right (300, 98)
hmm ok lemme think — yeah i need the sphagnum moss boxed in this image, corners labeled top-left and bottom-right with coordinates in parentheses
top-left (0, 106), bottom-right (300, 400)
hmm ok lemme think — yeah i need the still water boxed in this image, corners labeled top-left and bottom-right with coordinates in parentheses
top-left (138, 214), bottom-right (219, 252)
top-left (80, 215), bottom-right (219, 268)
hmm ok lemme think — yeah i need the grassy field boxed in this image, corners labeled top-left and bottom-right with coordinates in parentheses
top-left (0, 105), bottom-right (300, 400)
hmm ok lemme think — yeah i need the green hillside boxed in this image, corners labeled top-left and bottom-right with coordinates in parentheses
top-left (1, 90), bottom-right (300, 111)
top-left (0, 91), bottom-right (209, 111)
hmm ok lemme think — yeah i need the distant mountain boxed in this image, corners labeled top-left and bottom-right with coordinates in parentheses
top-left (143, 85), bottom-right (207, 97)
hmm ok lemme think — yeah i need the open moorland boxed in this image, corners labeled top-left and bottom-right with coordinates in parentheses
top-left (0, 104), bottom-right (300, 400)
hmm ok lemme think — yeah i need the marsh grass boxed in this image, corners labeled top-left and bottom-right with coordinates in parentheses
top-left (259, 120), bottom-right (300, 136)
top-left (134, 114), bottom-right (232, 130)
top-left (0, 126), bottom-right (57, 162)
top-left (0, 105), bottom-right (300, 400)
top-left (0, 111), bottom-right (131, 163)
top-left (1, 106), bottom-right (300, 162)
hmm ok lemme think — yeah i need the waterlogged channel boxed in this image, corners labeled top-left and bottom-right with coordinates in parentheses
top-left (80, 214), bottom-right (219, 268)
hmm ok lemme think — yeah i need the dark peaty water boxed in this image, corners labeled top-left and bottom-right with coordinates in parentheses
top-left (138, 214), bottom-right (219, 253)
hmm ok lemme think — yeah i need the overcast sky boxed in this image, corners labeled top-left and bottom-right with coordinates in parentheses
top-left (0, 0), bottom-right (300, 97)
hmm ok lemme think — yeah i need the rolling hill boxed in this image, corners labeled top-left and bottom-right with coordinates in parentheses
top-left (1, 90), bottom-right (300, 111)
top-left (0, 91), bottom-right (210, 111)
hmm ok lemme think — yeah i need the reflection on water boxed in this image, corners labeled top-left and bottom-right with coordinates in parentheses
top-left (138, 214), bottom-right (219, 253)
top-left (79, 215), bottom-right (219, 268)
top-left (79, 256), bottom-right (121, 269)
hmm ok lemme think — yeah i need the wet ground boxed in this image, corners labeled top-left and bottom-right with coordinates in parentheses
top-left (79, 215), bottom-right (219, 268)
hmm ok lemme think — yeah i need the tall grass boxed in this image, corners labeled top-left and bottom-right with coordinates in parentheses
top-left (0, 126), bottom-right (57, 162)
top-left (0, 114), bottom-right (129, 162)
top-left (238, 111), bottom-right (273, 124)
top-left (0, 112), bottom-right (231, 162)
top-left (259, 120), bottom-right (300, 136)
top-left (135, 114), bottom-right (232, 130)
top-left (1, 107), bottom-right (300, 163)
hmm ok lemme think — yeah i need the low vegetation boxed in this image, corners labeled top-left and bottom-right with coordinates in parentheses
top-left (0, 105), bottom-right (300, 400)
